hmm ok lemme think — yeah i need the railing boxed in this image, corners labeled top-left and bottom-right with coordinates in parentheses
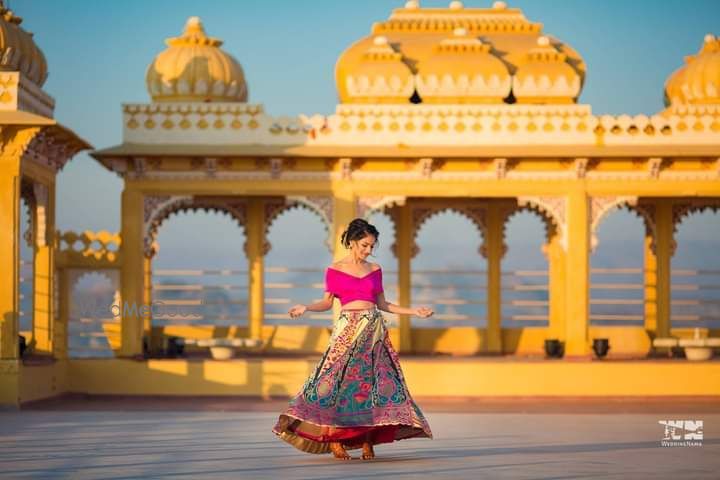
top-left (152, 268), bottom-right (249, 326)
top-left (590, 268), bottom-right (645, 325)
top-left (590, 268), bottom-right (720, 328)
top-left (671, 269), bottom-right (720, 328)
top-left (56, 265), bottom-right (718, 358)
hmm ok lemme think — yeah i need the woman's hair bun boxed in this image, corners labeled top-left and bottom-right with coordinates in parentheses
top-left (340, 217), bottom-right (380, 249)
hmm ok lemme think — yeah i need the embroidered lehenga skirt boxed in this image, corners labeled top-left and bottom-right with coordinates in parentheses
top-left (272, 307), bottom-right (433, 453)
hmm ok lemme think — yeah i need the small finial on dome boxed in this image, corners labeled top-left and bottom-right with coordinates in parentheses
top-left (374, 35), bottom-right (388, 46)
top-left (704, 33), bottom-right (716, 43)
top-left (183, 16), bottom-right (206, 36)
top-left (537, 35), bottom-right (550, 47)
top-left (493, 1), bottom-right (507, 9)
top-left (449, 1), bottom-right (464, 10)
top-left (453, 27), bottom-right (467, 37)
top-left (405, 0), bottom-right (420, 8)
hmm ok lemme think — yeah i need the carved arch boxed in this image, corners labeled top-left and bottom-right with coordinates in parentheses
top-left (357, 196), bottom-right (406, 220)
top-left (629, 203), bottom-right (659, 254)
top-left (589, 196), bottom-right (638, 252)
top-left (68, 268), bottom-right (122, 324)
top-left (517, 196), bottom-right (567, 250)
top-left (504, 204), bottom-right (556, 259)
top-left (408, 206), bottom-right (487, 259)
top-left (267, 196), bottom-right (334, 252)
top-left (672, 199), bottom-right (720, 256)
top-left (143, 195), bottom-right (247, 257)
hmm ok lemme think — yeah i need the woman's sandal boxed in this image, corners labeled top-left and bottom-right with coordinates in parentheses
top-left (361, 441), bottom-right (375, 460)
top-left (329, 442), bottom-right (351, 460)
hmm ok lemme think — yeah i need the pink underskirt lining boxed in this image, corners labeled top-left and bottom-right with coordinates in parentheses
top-left (291, 424), bottom-right (399, 444)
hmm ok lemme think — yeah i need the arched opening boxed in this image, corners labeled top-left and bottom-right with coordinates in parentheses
top-left (152, 209), bottom-right (247, 333)
top-left (673, 210), bottom-right (720, 331)
top-left (69, 271), bottom-right (119, 358)
top-left (503, 211), bottom-right (549, 327)
top-left (413, 210), bottom-right (486, 327)
top-left (590, 208), bottom-right (645, 326)
top-left (265, 207), bottom-right (331, 326)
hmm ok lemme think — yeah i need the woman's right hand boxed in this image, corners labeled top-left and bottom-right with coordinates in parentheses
top-left (289, 304), bottom-right (307, 319)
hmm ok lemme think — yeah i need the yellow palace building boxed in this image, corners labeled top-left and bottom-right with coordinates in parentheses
top-left (1, 1), bottom-right (719, 407)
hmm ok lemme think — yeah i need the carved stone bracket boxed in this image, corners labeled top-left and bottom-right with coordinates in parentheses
top-left (399, 204), bottom-right (489, 259)
top-left (339, 157), bottom-right (353, 180)
top-left (289, 196), bottom-right (333, 251)
top-left (647, 157), bottom-right (666, 179)
top-left (357, 196), bottom-right (406, 219)
top-left (517, 196), bottom-right (567, 251)
top-left (494, 158), bottom-right (508, 179)
top-left (143, 195), bottom-right (246, 257)
top-left (672, 198), bottom-right (720, 256)
top-left (574, 157), bottom-right (589, 179)
top-left (269, 158), bottom-right (283, 179)
top-left (590, 196), bottom-right (638, 252)
top-left (418, 158), bottom-right (434, 179)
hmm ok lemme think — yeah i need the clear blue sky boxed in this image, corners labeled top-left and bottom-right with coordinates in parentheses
top-left (13, 0), bottom-right (720, 264)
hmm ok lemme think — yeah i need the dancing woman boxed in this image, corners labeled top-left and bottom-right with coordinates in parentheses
top-left (272, 218), bottom-right (434, 460)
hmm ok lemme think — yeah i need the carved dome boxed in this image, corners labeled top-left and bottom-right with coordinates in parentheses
top-left (146, 17), bottom-right (248, 102)
top-left (335, 1), bottom-right (586, 104)
top-left (664, 34), bottom-right (720, 106)
top-left (415, 27), bottom-right (511, 103)
top-left (0, 4), bottom-right (48, 86)
top-left (513, 36), bottom-right (582, 104)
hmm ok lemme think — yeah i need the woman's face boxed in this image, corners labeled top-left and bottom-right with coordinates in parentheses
top-left (351, 233), bottom-right (376, 259)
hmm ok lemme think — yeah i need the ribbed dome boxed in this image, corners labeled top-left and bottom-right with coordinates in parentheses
top-left (337, 35), bottom-right (414, 104)
top-left (513, 36), bottom-right (582, 104)
top-left (146, 17), bottom-right (248, 103)
top-left (335, 1), bottom-right (585, 104)
top-left (0, 4), bottom-right (48, 86)
top-left (415, 27), bottom-right (511, 103)
top-left (664, 34), bottom-right (720, 106)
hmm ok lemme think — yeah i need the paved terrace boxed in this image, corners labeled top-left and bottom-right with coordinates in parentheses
top-left (0, 396), bottom-right (718, 479)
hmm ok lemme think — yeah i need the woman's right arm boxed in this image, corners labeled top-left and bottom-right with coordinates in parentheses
top-left (305, 292), bottom-right (334, 312)
top-left (289, 292), bottom-right (334, 318)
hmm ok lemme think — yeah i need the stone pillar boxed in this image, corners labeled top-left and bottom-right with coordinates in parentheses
top-left (394, 203), bottom-right (413, 354)
top-left (0, 126), bottom-right (38, 408)
top-left (564, 190), bottom-right (591, 357)
top-left (545, 232), bottom-right (566, 340)
top-left (32, 181), bottom-right (53, 355)
top-left (643, 226), bottom-right (658, 334)
top-left (119, 188), bottom-right (145, 357)
top-left (654, 201), bottom-right (673, 338)
top-left (484, 204), bottom-right (504, 354)
top-left (143, 254), bottom-right (154, 349)
top-left (54, 268), bottom-right (70, 360)
top-left (330, 190), bottom-right (357, 320)
top-left (245, 198), bottom-right (265, 340)
top-left (0, 156), bottom-right (21, 360)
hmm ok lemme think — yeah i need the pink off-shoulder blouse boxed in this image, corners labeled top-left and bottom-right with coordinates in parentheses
top-left (324, 266), bottom-right (384, 306)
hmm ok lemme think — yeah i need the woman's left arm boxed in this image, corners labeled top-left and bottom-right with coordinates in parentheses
top-left (376, 292), bottom-right (433, 318)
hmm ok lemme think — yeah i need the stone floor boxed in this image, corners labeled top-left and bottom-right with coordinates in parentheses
top-left (1, 399), bottom-right (719, 479)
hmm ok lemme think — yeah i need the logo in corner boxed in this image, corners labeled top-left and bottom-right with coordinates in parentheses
top-left (658, 420), bottom-right (703, 447)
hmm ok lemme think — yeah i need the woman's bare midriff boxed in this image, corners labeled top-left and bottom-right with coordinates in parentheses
top-left (341, 301), bottom-right (376, 310)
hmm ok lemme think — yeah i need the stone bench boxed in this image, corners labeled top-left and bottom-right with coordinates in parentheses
top-left (179, 338), bottom-right (264, 360)
top-left (652, 337), bottom-right (720, 361)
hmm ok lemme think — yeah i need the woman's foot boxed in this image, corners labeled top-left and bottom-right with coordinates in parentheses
top-left (329, 442), bottom-right (351, 460)
top-left (361, 441), bottom-right (375, 460)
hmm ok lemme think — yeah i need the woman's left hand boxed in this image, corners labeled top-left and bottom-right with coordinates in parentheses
top-left (414, 306), bottom-right (434, 318)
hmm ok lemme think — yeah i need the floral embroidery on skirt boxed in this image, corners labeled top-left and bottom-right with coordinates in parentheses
top-left (272, 307), bottom-right (433, 453)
